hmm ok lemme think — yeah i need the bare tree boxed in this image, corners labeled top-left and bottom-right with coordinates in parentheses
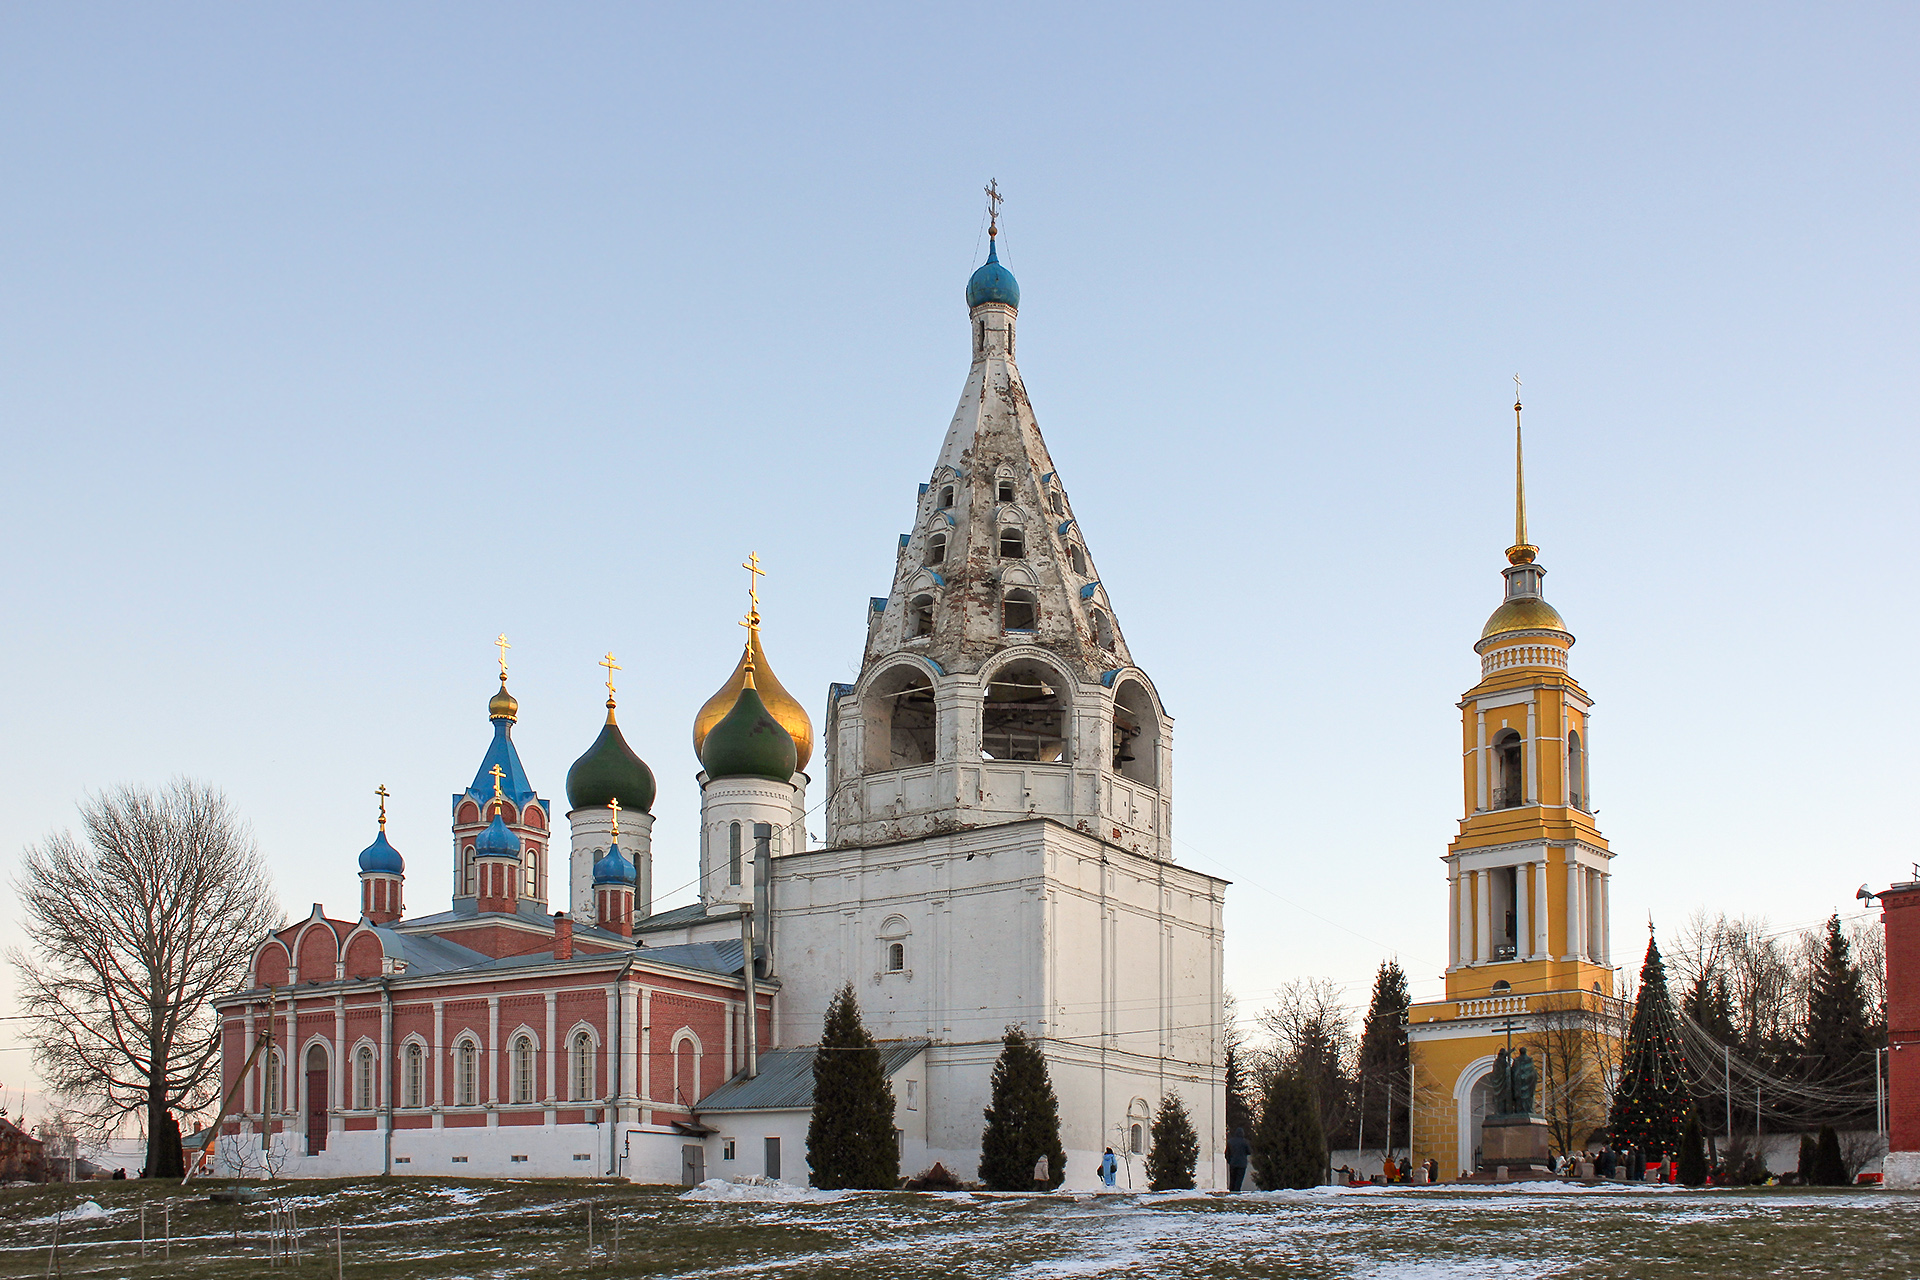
top-left (1525, 996), bottom-right (1628, 1157)
top-left (8, 780), bottom-right (279, 1162)
top-left (1846, 917), bottom-right (1887, 1036)
top-left (1257, 978), bottom-right (1357, 1146)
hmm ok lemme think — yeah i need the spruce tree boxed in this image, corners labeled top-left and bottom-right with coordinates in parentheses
top-left (1677, 1111), bottom-right (1708, 1186)
top-left (1251, 1066), bottom-right (1326, 1190)
top-left (1225, 1044), bottom-right (1254, 1137)
top-left (1608, 930), bottom-right (1693, 1159)
top-left (805, 983), bottom-right (900, 1189)
top-left (978, 1025), bottom-right (1066, 1191)
top-left (1804, 914), bottom-right (1874, 1083)
top-left (1796, 1133), bottom-right (1817, 1183)
top-left (1145, 1093), bottom-right (1199, 1190)
top-left (1812, 1125), bottom-right (1847, 1187)
top-left (1355, 960), bottom-right (1411, 1151)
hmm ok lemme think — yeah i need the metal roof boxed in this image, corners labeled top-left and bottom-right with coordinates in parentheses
top-left (697, 1039), bottom-right (929, 1113)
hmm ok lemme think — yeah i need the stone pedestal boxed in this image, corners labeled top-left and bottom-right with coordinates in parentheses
top-left (1479, 1116), bottom-right (1553, 1173)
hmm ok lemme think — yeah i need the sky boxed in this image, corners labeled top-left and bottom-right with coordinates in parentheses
top-left (2, 4), bottom-right (1916, 1104)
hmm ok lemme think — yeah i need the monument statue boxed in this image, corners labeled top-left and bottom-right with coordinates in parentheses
top-left (1509, 1048), bottom-right (1538, 1117)
top-left (1486, 1048), bottom-right (1511, 1115)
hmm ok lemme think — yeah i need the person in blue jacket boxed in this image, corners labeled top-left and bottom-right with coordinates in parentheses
top-left (1100, 1147), bottom-right (1120, 1188)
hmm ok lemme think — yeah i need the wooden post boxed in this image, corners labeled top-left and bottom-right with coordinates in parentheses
top-left (165, 1203), bottom-right (171, 1260)
top-left (44, 1208), bottom-right (59, 1278)
top-left (140, 1203), bottom-right (147, 1259)
top-left (336, 1224), bottom-right (343, 1279)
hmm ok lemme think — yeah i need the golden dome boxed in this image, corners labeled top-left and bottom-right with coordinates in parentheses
top-left (488, 676), bottom-right (519, 722)
top-left (693, 626), bottom-right (813, 772)
top-left (1481, 596), bottom-right (1569, 641)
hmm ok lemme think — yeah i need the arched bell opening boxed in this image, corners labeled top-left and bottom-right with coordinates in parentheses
top-left (1492, 730), bottom-right (1524, 809)
top-left (863, 664), bottom-right (938, 771)
top-left (1110, 677), bottom-right (1160, 787)
top-left (982, 660), bottom-right (1069, 763)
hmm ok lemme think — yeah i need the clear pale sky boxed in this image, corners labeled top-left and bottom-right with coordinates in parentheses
top-left (3, 5), bottom-right (1916, 1100)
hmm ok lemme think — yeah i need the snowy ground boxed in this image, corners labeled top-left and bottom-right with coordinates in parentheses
top-left (1, 1177), bottom-right (1916, 1277)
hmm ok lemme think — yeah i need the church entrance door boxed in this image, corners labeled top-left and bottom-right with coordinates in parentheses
top-left (680, 1144), bottom-right (704, 1186)
top-left (306, 1044), bottom-right (328, 1155)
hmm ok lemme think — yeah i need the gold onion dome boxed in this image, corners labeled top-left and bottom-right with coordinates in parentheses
top-left (1481, 596), bottom-right (1570, 641)
top-left (698, 655), bottom-right (799, 782)
top-left (489, 675), bottom-right (519, 722)
top-left (693, 627), bottom-right (813, 771)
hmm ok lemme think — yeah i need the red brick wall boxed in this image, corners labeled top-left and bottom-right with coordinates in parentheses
top-left (1884, 887), bottom-right (1920, 1151)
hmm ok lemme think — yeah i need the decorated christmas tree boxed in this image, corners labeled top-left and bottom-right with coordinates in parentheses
top-left (1608, 929), bottom-right (1694, 1160)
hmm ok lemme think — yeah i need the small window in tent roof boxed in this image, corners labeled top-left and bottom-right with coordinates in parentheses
top-left (1050, 491), bottom-right (1064, 515)
top-left (938, 485), bottom-right (954, 509)
top-left (997, 479), bottom-right (1015, 503)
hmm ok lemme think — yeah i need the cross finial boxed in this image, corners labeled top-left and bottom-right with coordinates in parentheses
top-left (608, 796), bottom-right (621, 841)
top-left (494, 633), bottom-right (511, 680)
top-left (985, 178), bottom-right (1003, 238)
top-left (375, 784), bottom-right (389, 831)
top-left (1513, 372), bottom-right (1522, 408)
top-left (489, 763), bottom-right (506, 811)
top-left (741, 552), bottom-right (765, 622)
top-left (599, 651), bottom-right (620, 702)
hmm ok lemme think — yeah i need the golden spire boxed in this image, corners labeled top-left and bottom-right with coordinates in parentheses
top-left (599, 651), bottom-right (621, 716)
top-left (985, 178), bottom-right (1004, 238)
top-left (375, 784), bottom-right (389, 831)
top-left (738, 621), bottom-right (759, 691)
top-left (608, 796), bottom-right (621, 842)
top-left (1506, 376), bottom-right (1538, 566)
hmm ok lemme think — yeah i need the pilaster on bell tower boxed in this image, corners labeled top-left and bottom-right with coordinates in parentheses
top-left (1443, 388), bottom-right (1614, 1000)
top-left (823, 187), bottom-right (1174, 859)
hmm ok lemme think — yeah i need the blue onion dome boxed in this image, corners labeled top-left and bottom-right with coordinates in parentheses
top-left (698, 672), bottom-right (798, 782)
top-left (357, 830), bottom-right (404, 875)
top-left (567, 705), bottom-right (657, 813)
top-left (475, 810), bottom-right (522, 860)
top-left (593, 841), bottom-right (636, 887)
top-left (966, 239), bottom-right (1020, 309)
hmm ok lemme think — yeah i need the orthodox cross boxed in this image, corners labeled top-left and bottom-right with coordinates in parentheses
top-left (1491, 1018), bottom-right (1524, 1054)
top-left (984, 178), bottom-right (1003, 237)
top-left (608, 796), bottom-right (621, 841)
top-left (495, 633), bottom-right (511, 678)
top-left (375, 784), bottom-right (389, 830)
top-left (1512, 372), bottom-right (1522, 408)
top-left (599, 651), bottom-right (621, 699)
top-left (742, 552), bottom-right (765, 612)
top-left (489, 764), bottom-right (507, 815)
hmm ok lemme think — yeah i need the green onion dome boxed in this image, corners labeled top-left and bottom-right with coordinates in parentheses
top-left (698, 677), bottom-right (797, 783)
top-left (566, 705), bottom-right (657, 813)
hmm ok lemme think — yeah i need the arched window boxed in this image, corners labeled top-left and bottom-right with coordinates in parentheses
top-left (728, 822), bottom-right (743, 887)
top-left (1128, 1097), bottom-right (1151, 1155)
top-left (525, 846), bottom-right (539, 897)
top-left (404, 1042), bottom-right (424, 1108)
top-left (926, 532), bottom-right (947, 567)
top-left (1050, 491), bottom-right (1064, 515)
top-left (1111, 678), bottom-right (1159, 786)
top-left (512, 1034), bottom-right (535, 1104)
top-left (462, 846), bottom-right (476, 895)
top-left (999, 527), bottom-right (1025, 559)
top-left (864, 665), bottom-right (937, 770)
top-left (888, 942), bottom-right (905, 973)
top-left (983, 661), bottom-right (1068, 762)
top-left (1567, 729), bottom-right (1586, 811)
top-left (1493, 731), bottom-right (1524, 809)
top-left (265, 1049), bottom-right (283, 1114)
top-left (571, 1031), bottom-right (594, 1101)
top-left (455, 1039), bottom-right (479, 1106)
top-left (997, 478), bottom-right (1016, 503)
top-left (1091, 608), bottom-right (1113, 650)
top-left (1069, 544), bottom-right (1087, 575)
top-left (909, 594), bottom-right (935, 638)
top-left (1491, 980), bottom-right (1512, 994)
top-left (673, 1035), bottom-right (699, 1107)
top-left (938, 484), bottom-right (954, 509)
top-left (1002, 587), bottom-right (1037, 631)
top-left (353, 1045), bottom-right (375, 1110)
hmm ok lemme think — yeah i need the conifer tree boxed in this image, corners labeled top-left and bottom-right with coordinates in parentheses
top-left (1145, 1093), bottom-right (1199, 1190)
top-left (979, 1025), bottom-right (1066, 1191)
top-left (1811, 1125), bottom-right (1847, 1187)
top-left (1251, 1066), bottom-right (1326, 1190)
top-left (1796, 1133), bottom-right (1817, 1183)
top-left (1225, 1045), bottom-right (1253, 1138)
top-left (805, 983), bottom-right (899, 1189)
top-left (1355, 960), bottom-right (1411, 1150)
top-left (1804, 914), bottom-right (1874, 1083)
top-left (1608, 930), bottom-right (1693, 1159)
top-left (1677, 1111), bottom-right (1708, 1186)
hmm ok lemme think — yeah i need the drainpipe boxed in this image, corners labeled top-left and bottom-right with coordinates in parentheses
top-left (379, 977), bottom-right (394, 1177)
top-left (608, 955), bottom-right (635, 1176)
top-left (742, 908), bottom-right (759, 1079)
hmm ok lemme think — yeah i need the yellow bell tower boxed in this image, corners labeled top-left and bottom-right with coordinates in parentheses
top-left (1406, 389), bottom-right (1619, 1178)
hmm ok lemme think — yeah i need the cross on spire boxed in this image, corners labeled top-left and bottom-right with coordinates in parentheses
top-left (599, 651), bottom-right (621, 701)
top-left (985, 178), bottom-right (1003, 238)
top-left (741, 552), bottom-right (765, 622)
top-left (494, 633), bottom-right (511, 680)
top-left (375, 784), bottom-right (389, 830)
top-left (489, 763), bottom-right (506, 811)
top-left (608, 796), bottom-right (621, 841)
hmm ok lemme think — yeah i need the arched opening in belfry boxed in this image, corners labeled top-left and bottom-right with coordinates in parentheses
top-left (938, 484), bottom-right (955, 510)
top-left (997, 478), bottom-right (1016, 504)
top-left (1111, 678), bottom-right (1159, 787)
top-left (926, 532), bottom-right (947, 567)
top-left (982, 661), bottom-right (1068, 763)
top-left (864, 664), bottom-right (937, 770)
top-left (1090, 608), bottom-right (1114, 651)
top-left (908, 594), bottom-right (935, 637)
top-left (1491, 865), bottom-right (1518, 960)
top-left (1567, 729), bottom-right (1586, 811)
top-left (1002, 587), bottom-right (1037, 631)
top-left (999, 527), bottom-right (1026, 559)
top-left (1492, 730), bottom-right (1525, 809)
top-left (1069, 544), bottom-right (1087, 575)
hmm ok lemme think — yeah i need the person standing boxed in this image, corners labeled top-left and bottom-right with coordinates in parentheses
top-left (1033, 1153), bottom-right (1050, 1192)
top-left (1099, 1147), bottom-right (1119, 1189)
top-left (1226, 1127), bottom-right (1252, 1192)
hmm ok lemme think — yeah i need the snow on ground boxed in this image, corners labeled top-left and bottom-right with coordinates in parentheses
top-left (19, 1200), bottom-right (111, 1226)
top-left (680, 1177), bottom-right (849, 1204)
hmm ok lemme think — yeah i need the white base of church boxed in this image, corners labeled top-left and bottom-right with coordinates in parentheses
top-left (1884, 1150), bottom-right (1920, 1189)
top-left (210, 1122), bottom-right (701, 1183)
